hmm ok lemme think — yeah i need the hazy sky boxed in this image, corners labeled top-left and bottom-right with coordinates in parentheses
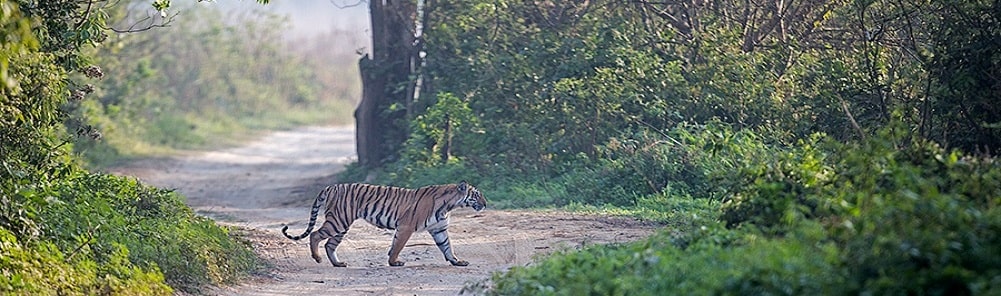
top-left (205, 0), bottom-right (370, 38)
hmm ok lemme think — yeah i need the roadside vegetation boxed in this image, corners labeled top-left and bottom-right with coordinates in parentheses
top-left (340, 0), bottom-right (1001, 294)
top-left (1, 0), bottom-right (358, 294)
top-left (72, 4), bottom-right (359, 167)
top-left (5, 0), bottom-right (999, 294)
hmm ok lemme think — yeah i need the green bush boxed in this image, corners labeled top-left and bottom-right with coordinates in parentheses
top-left (486, 223), bottom-right (847, 296)
top-left (2, 166), bottom-right (262, 294)
top-left (0, 228), bottom-right (172, 295)
top-left (555, 137), bottom-right (705, 207)
top-left (484, 126), bottom-right (1001, 295)
top-left (828, 128), bottom-right (1001, 294)
top-left (719, 133), bottom-right (833, 232)
top-left (555, 122), bottom-right (774, 207)
top-left (717, 124), bottom-right (1001, 293)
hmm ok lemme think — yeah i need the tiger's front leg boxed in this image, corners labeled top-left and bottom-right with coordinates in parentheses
top-left (429, 227), bottom-right (468, 266)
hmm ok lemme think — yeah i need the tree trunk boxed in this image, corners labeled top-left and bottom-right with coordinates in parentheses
top-left (355, 0), bottom-right (418, 167)
top-left (440, 113), bottom-right (451, 164)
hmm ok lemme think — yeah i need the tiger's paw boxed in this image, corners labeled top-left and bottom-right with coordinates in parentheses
top-left (332, 261), bottom-right (347, 267)
top-left (451, 260), bottom-right (469, 267)
top-left (389, 261), bottom-right (405, 267)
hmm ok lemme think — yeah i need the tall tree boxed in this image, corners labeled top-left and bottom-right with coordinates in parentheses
top-left (356, 0), bottom-right (419, 167)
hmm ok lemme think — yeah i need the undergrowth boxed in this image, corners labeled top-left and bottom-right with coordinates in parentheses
top-left (473, 125), bottom-right (1001, 295)
top-left (1, 161), bottom-right (263, 294)
top-left (343, 122), bottom-right (1001, 295)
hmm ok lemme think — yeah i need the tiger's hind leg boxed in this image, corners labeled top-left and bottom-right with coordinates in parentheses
top-left (309, 220), bottom-right (350, 267)
top-left (429, 227), bottom-right (468, 266)
top-left (387, 228), bottom-right (415, 266)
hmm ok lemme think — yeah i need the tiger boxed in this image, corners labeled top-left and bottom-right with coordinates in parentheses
top-left (281, 181), bottom-right (486, 267)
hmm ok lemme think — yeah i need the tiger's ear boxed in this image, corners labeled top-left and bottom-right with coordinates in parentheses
top-left (457, 180), bottom-right (468, 193)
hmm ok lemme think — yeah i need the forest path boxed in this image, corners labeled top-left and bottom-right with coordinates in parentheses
top-left (110, 125), bottom-right (659, 295)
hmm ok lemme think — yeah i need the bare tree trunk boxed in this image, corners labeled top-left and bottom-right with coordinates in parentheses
top-left (355, 0), bottom-right (418, 167)
top-left (355, 56), bottom-right (375, 167)
top-left (440, 113), bottom-right (451, 164)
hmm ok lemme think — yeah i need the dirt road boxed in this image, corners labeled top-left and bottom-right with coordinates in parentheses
top-left (110, 126), bottom-right (659, 295)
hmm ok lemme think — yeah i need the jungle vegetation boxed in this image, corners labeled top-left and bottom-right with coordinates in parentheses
top-left (2, 0), bottom-right (999, 294)
top-left (344, 0), bottom-right (1001, 294)
top-left (1, 0), bottom-right (358, 293)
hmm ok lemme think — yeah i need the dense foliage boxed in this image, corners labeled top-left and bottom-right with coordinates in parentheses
top-left (481, 127), bottom-right (1001, 295)
top-left (351, 0), bottom-right (1001, 187)
top-left (1, 169), bottom-right (261, 294)
top-left (1, 1), bottom-right (265, 294)
top-left (339, 0), bottom-right (1001, 294)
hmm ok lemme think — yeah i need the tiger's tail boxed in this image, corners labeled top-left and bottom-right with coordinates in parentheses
top-left (282, 186), bottom-right (333, 240)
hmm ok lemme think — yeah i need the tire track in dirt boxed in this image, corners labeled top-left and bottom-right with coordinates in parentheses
top-left (109, 125), bottom-right (660, 295)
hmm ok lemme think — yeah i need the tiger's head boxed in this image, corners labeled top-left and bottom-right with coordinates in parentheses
top-left (457, 181), bottom-right (486, 212)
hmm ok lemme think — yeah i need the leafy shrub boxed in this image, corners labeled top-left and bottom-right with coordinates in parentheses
top-left (2, 162), bottom-right (261, 294)
top-left (486, 223), bottom-right (847, 296)
top-left (555, 122), bottom-right (771, 207)
top-left (555, 137), bottom-right (705, 207)
top-left (483, 125), bottom-right (1001, 295)
top-left (0, 228), bottom-right (173, 295)
top-left (714, 122), bottom-right (1001, 293)
top-left (1, 1), bottom-right (263, 294)
top-left (719, 133), bottom-right (833, 232)
top-left (827, 128), bottom-right (1001, 294)
top-left (400, 92), bottom-right (480, 166)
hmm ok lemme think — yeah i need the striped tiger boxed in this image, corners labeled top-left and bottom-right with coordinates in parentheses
top-left (281, 181), bottom-right (486, 267)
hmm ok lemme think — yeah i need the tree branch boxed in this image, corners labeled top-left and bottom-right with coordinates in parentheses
top-left (330, 0), bottom-right (366, 9)
top-left (108, 10), bottom-right (179, 33)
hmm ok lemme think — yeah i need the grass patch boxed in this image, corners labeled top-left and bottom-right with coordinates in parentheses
top-left (562, 193), bottom-right (717, 225)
